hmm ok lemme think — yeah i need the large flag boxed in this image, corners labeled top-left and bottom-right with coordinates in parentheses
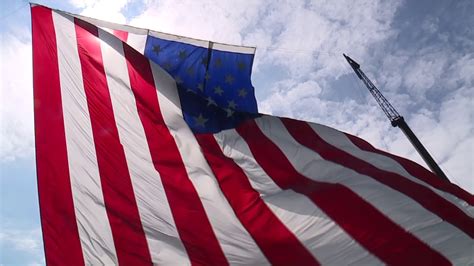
top-left (32, 4), bottom-right (473, 265)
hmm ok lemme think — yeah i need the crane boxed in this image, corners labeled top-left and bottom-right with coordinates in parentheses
top-left (343, 54), bottom-right (449, 181)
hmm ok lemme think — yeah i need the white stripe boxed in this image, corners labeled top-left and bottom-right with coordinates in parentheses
top-left (98, 27), bottom-right (147, 54)
top-left (101, 27), bottom-right (114, 34)
top-left (53, 11), bottom-right (117, 265)
top-left (149, 30), bottom-right (256, 54)
top-left (256, 116), bottom-right (474, 265)
top-left (97, 29), bottom-right (190, 265)
top-left (127, 33), bottom-right (147, 54)
top-left (148, 62), bottom-right (269, 265)
top-left (309, 123), bottom-right (474, 217)
top-left (212, 42), bottom-right (256, 54)
top-left (214, 129), bottom-right (383, 265)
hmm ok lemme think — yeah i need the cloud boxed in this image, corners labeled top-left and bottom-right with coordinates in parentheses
top-left (262, 0), bottom-right (402, 79)
top-left (0, 228), bottom-right (44, 265)
top-left (129, 0), bottom-right (266, 45)
top-left (244, 0), bottom-right (472, 192)
top-left (260, 79), bottom-right (323, 117)
top-left (365, 3), bottom-right (474, 192)
top-left (69, 0), bottom-right (132, 23)
top-left (403, 51), bottom-right (447, 97)
top-left (408, 86), bottom-right (474, 189)
top-left (0, 229), bottom-right (41, 251)
top-left (0, 34), bottom-right (34, 162)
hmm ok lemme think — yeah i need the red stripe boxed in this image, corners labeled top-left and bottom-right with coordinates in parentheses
top-left (74, 19), bottom-right (152, 265)
top-left (283, 118), bottom-right (474, 238)
top-left (346, 133), bottom-right (474, 205)
top-left (237, 119), bottom-right (450, 265)
top-left (196, 134), bottom-right (319, 265)
top-left (32, 6), bottom-right (84, 266)
top-left (122, 44), bottom-right (228, 265)
top-left (112, 29), bottom-right (128, 42)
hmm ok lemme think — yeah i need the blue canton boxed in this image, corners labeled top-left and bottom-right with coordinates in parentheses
top-left (144, 36), bottom-right (259, 133)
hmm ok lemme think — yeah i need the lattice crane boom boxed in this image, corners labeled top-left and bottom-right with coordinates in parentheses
top-left (343, 54), bottom-right (449, 181)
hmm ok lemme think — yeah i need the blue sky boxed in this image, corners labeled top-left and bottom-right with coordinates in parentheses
top-left (0, 0), bottom-right (472, 264)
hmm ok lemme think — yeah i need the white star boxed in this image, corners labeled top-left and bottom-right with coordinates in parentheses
top-left (186, 66), bottom-right (195, 76)
top-left (228, 100), bottom-right (237, 109)
top-left (153, 45), bottom-right (161, 54)
top-left (194, 113), bottom-right (208, 127)
top-left (178, 50), bottom-right (187, 59)
top-left (206, 97), bottom-right (217, 107)
top-left (225, 108), bottom-right (234, 117)
top-left (214, 58), bottom-right (222, 67)
top-left (237, 61), bottom-right (246, 71)
top-left (214, 86), bottom-right (224, 96)
top-left (225, 74), bottom-right (234, 85)
top-left (163, 62), bottom-right (172, 70)
top-left (238, 88), bottom-right (248, 98)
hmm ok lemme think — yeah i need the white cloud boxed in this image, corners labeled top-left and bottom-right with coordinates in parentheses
top-left (0, 228), bottom-right (44, 265)
top-left (0, 35), bottom-right (34, 162)
top-left (260, 79), bottom-right (323, 117)
top-left (421, 16), bottom-right (439, 34)
top-left (69, 0), bottom-right (132, 23)
top-left (446, 54), bottom-right (474, 88)
top-left (130, 0), bottom-right (266, 44)
top-left (443, 136), bottom-right (473, 189)
top-left (403, 50), bottom-right (448, 97)
top-left (340, 13), bottom-right (474, 193)
top-left (0, 229), bottom-right (41, 251)
top-left (265, 0), bottom-right (402, 79)
top-left (408, 86), bottom-right (474, 190)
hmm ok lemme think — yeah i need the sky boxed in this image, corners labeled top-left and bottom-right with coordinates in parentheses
top-left (0, 0), bottom-right (472, 264)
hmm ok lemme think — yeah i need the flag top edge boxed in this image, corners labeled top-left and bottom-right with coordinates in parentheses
top-left (32, 4), bottom-right (256, 54)
top-left (148, 31), bottom-right (255, 54)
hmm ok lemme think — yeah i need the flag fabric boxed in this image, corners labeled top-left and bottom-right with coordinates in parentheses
top-left (32, 5), bottom-right (474, 266)
top-left (73, 10), bottom-right (259, 134)
top-left (75, 10), bottom-right (258, 115)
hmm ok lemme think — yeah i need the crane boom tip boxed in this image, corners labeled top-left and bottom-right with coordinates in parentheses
top-left (343, 53), bottom-right (360, 70)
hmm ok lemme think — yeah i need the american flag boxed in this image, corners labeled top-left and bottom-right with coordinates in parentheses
top-left (32, 4), bottom-right (473, 265)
